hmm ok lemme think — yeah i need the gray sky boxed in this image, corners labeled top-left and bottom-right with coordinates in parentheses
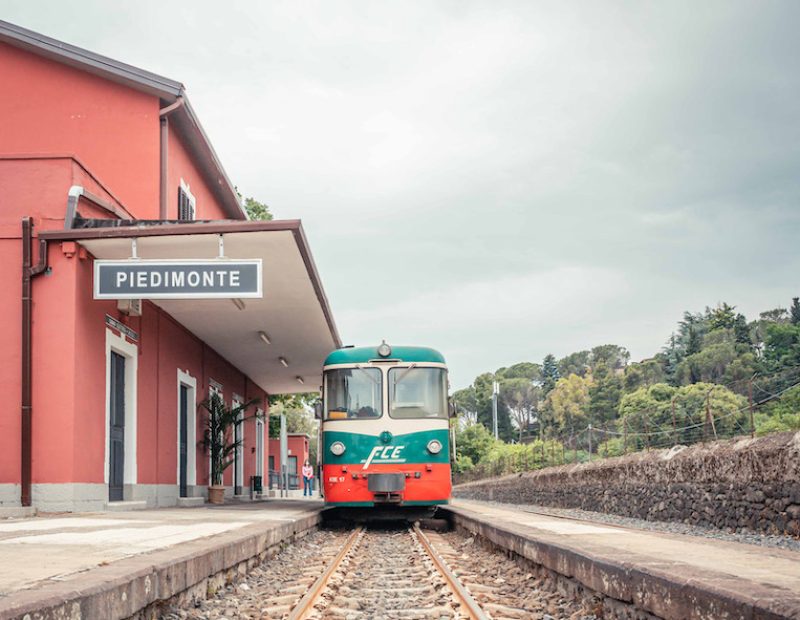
top-left (4, 1), bottom-right (799, 387)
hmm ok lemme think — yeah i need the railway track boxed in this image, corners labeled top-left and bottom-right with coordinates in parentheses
top-left (163, 525), bottom-right (597, 620)
top-left (280, 525), bottom-right (541, 619)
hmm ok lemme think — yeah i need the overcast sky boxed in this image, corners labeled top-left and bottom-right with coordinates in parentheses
top-left (4, 1), bottom-right (799, 387)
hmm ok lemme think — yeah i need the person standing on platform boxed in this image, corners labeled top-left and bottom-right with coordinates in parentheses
top-left (302, 460), bottom-right (314, 497)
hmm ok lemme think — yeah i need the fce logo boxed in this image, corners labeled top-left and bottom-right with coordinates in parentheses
top-left (362, 445), bottom-right (406, 469)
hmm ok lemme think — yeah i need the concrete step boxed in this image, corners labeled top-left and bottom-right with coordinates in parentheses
top-left (176, 497), bottom-right (205, 508)
top-left (105, 500), bottom-right (148, 512)
top-left (0, 506), bottom-right (36, 519)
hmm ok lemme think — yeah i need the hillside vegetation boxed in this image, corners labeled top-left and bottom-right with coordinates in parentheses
top-left (454, 297), bottom-right (800, 474)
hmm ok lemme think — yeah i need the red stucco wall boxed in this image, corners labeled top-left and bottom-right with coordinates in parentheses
top-left (0, 41), bottom-right (236, 222)
top-left (166, 124), bottom-right (229, 221)
top-left (0, 42), bottom-right (160, 217)
top-left (268, 435), bottom-right (310, 477)
top-left (0, 41), bottom-right (268, 503)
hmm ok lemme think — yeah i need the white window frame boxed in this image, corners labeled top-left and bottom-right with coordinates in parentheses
top-left (176, 369), bottom-right (197, 493)
top-left (104, 328), bottom-right (138, 489)
top-left (178, 179), bottom-right (196, 221)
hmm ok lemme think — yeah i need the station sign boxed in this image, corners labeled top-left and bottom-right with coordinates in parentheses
top-left (94, 259), bottom-right (262, 300)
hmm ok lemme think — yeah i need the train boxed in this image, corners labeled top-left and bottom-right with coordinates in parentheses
top-left (317, 341), bottom-right (452, 518)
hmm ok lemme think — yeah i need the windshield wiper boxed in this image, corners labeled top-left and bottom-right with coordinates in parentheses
top-left (355, 364), bottom-right (381, 385)
top-left (393, 363), bottom-right (417, 384)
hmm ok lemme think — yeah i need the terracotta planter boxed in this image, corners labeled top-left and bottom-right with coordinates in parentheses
top-left (208, 485), bottom-right (225, 504)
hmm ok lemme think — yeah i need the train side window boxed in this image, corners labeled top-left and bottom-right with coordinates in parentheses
top-left (324, 367), bottom-right (382, 419)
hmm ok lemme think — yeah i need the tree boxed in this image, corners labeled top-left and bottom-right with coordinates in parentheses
top-left (497, 362), bottom-right (542, 382)
top-left (686, 327), bottom-right (702, 355)
top-left (619, 382), bottom-right (747, 447)
top-left (677, 311), bottom-right (709, 355)
top-left (541, 354), bottom-right (560, 395)
top-left (590, 344), bottom-right (630, 371)
top-left (764, 323), bottom-right (800, 369)
top-left (733, 313), bottom-right (751, 345)
top-left (269, 400), bottom-right (318, 464)
top-left (588, 361), bottom-right (623, 426)
top-left (270, 393), bottom-right (318, 409)
top-left (759, 308), bottom-right (788, 324)
top-left (558, 351), bottom-right (591, 378)
top-left (623, 364), bottom-right (644, 393)
top-left (660, 335), bottom-right (682, 385)
top-left (500, 378), bottom-right (541, 441)
top-left (201, 393), bottom-right (262, 488)
top-left (756, 385), bottom-right (800, 435)
top-left (546, 373), bottom-right (592, 436)
top-left (791, 297), bottom-right (800, 326)
top-left (676, 340), bottom-right (750, 386)
top-left (473, 373), bottom-right (514, 441)
top-left (455, 422), bottom-right (496, 466)
top-left (623, 359), bottom-right (665, 393)
top-left (752, 308), bottom-right (790, 357)
top-left (243, 196), bottom-right (273, 221)
top-left (707, 302), bottom-right (737, 331)
top-left (453, 386), bottom-right (479, 426)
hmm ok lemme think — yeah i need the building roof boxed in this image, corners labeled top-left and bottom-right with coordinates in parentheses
top-left (323, 345), bottom-right (446, 366)
top-left (0, 19), bottom-right (246, 220)
top-left (41, 219), bottom-right (342, 394)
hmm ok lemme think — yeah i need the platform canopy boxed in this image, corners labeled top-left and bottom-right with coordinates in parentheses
top-left (41, 220), bottom-right (341, 395)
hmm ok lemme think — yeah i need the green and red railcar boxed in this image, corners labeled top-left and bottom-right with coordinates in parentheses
top-left (319, 342), bottom-right (452, 516)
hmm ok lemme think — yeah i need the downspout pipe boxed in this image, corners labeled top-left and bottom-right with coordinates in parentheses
top-left (159, 96), bottom-right (184, 220)
top-left (21, 217), bottom-right (49, 507)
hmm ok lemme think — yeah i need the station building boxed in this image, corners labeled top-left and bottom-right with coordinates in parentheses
top-left (268, 433), bottom-right (311, 487)
top-left (0, 21), bottom-right (340, 512)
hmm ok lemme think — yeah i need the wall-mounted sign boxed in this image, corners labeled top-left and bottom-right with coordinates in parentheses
top-left (94, 259), bottom-right (262, 300)
top-left (105, 315), bottom-right (139, 342)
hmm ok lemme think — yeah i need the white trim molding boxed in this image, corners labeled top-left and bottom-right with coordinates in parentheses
top-left (176, 369), bottom-right (198, 494)
top-left (105, 327), bottom-right (138, 490)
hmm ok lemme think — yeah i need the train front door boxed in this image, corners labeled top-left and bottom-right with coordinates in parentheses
top-left (109, 352), bottom-right (125, 502)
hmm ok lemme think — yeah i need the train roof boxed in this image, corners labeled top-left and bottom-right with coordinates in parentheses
top-left (323, 345), bottom-right (446, 366)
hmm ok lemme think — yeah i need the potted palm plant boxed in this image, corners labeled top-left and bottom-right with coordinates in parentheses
top-left (200, 392), bottom-right (262, 504)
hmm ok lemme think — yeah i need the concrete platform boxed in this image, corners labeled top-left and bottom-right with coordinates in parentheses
top-left (0, 498), bottom-right (325, 619)
top-left (0, 508), bottom-right (35, 519)
top-left (445, 499), bottom-right (800, 619)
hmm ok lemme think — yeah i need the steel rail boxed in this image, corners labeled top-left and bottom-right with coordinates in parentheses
top-left (287, 526), bottom-right (363, 620)
top-left (413, 524), bottom-right (490, 620)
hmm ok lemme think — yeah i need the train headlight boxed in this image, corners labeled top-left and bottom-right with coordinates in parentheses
top-left (377, 340), bottom-right (392, 357)
top-left (330, 441), bottom-right (346, 456)
top-left (427, 439), bottom-right (442, 454)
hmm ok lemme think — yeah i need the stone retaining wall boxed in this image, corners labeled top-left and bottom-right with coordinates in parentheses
top-left (453, 431), bottom-right (800, 536)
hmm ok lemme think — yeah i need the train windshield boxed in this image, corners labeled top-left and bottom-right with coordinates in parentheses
top-left (325, 367), bottom-right (382, 419)
top-left (388, 367), bottom-right (448, 419)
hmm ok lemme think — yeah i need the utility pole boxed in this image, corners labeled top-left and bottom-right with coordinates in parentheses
top-left (279, 413), bottom-right (288, 497)
top-left (492, 380), bottom-right (499, 440)
top-left (588, 423), bottom-right (592, 459)
top-left (671, 397), bottom-right (677, 442)
top-left (623, 418), bottom-right (628, 454)
top-left (705, 388), bottom-right (718, 441)
top-left (748, 376), bottom-right (755, 438)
